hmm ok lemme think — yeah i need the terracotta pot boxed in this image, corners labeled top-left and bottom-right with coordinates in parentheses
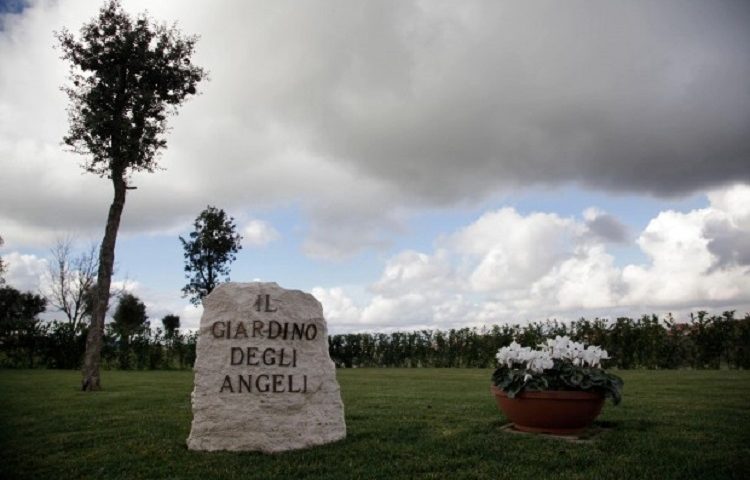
top-left (491, 385), bottom-right (605, 435)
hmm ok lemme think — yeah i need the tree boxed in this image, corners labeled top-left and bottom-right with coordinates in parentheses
top-left (0, 286), bottom-right (47, 367)
top-left (112, 293), bottom-right (148, 340)
top-left (0, 286), bottom-right (47, 338)
top-left (56, 0), bottom-right (206, 390)
top-left (180, 206), bottom-right (243, 305)
top-left (161, 313), bottom-right (180, 368)
top-left (0, 235), bottom-right (6, 285)
top-left (161, 314), bottom-right (180, 338)
top-left (45, 239), bottom-right (100, 368)
top-left (111, 292), bottom-right (148, 369)
top-left (46, 239), bottom-right (97, 334)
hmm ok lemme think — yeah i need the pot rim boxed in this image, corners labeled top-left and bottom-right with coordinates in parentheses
top-left (490, 384), bottom-right (604, 400)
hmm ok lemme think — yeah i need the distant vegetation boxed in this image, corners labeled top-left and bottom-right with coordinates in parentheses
top-left (328, 312), bottom-right (750, 370)
top-left (1, 297), bottom-right (748, 370)
top-left (0, 286), bottom-right (197, 370)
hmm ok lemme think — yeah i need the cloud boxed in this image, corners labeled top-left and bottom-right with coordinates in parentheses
top-left (2, 252), bottom-right (48, 292)
top-left (451, 208), bottom-right (579, 291)
top-left (271, 0), bottom-right (750, 200)
top-left (532, 245), bottom-right (625, 311)
top-left (311, 287), bottom-right (362, 329)
top-left (317, 184), bottom-right (750, 331)
top-left (583, 208), bottom-right (630, 244)
top-left (360, 293), bottom-right (433, 329)
top-left (705, 220), bottom-right (750, 270)
top-left (704, 184), bottom-right (750, 270)
top-left (6, 184), bottom-right (750, 333)
top-left (622, 184), bottom-right (750, 307)
top-left (1, 0), bottom-right (749, 258)
top-left (370, 249), bottom-right (455, 296)
top-left (242, 220), bottom-right (280, 248)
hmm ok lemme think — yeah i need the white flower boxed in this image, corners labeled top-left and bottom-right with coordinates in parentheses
top-left (527, 350), bottom-right (554, 373)
top-left (582, 345), bottom-right (610, 367)
top-left (497, 336), bottom-right (611, 370)
top-left (567, 340), bottom-right (585, 361)
top-left (539, 335), bottom-right (581, 361)
top-left (496, 341), bottom-right (527, 367)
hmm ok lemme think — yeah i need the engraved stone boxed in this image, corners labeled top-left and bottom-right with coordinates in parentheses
top-left (187, 282), bottom-right (346, 452)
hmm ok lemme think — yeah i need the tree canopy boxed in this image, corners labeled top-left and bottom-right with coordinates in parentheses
top-left (0, 286), bottom-right (47, 368)
top-left (161, 314), bottom-right (180, 338)
top-left (180, 206), bottom-right (243, 305)
top-left (56, 0), bottom-right (206, 177)
top-left (0, 286), bottom-right (47, 333)
top-left (111, 293), bottom-right (148, 343)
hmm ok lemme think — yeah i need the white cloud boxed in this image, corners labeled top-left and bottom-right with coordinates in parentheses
top-left (318, 185), bottom-right (750, 331)
top-left (110, 279), bottom-right (139, 296)
top-left (704, 184), bottom-right (750, 269)
top-left (708, 184), bottom-right (750, 229)
top-left (180, 304), bottom-right (204, 331)
top-left (532, 245), bottom-right (624, 311)
top-left (2, 252), bottom-right (48, 292)
top-left (360, 293), bottom-right (433, 328)
top-left (311, 287), bottom-right (362, 328)
top-left (242, 220), bottom-right (280, 248)
top-left (622, 185), bottom-right (750, 308)
top-left (451, 208), bottom-right (579, 292)
top-left (370, 249), bottom-right (454, 296)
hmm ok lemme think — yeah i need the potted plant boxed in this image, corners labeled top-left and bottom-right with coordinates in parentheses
top-left (491, 336), bottom-right (623, 435)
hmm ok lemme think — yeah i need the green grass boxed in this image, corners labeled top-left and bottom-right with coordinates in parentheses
top-left (1, 369), bottom-right (748, 480)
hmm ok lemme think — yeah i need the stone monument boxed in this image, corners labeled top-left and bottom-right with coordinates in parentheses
top-left (187, 282), bottom-right (346, 453)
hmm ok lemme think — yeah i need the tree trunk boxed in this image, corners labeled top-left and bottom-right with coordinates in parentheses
top-left (81, 172), bottom-right (127, 391)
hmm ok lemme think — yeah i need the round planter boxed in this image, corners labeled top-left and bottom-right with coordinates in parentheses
top-left (490, 385), bottom-right (605, 435)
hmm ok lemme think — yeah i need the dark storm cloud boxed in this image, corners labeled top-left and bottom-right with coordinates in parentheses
top-left (248, 0), bottom-right (750, 202)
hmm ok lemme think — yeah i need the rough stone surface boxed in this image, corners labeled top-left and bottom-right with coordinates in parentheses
top-left (187, 282), bottom-right (346, 453)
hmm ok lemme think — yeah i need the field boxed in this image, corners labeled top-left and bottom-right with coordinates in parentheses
top-left (1, 369), bottom-right (748, 480)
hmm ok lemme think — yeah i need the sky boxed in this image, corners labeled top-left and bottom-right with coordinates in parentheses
top-left (1, 0), bottom-right (749, 333)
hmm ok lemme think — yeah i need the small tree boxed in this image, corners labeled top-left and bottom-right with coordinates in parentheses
top-left (57, 0), bottom-right (206, 390)
top-left (0, 235), bottom-right (6, 285)
top-left (180, 206), bottom-right (243, 305)
top-left (46, 239), bottom-right (98, 335)
top-left (161, 314), bottom-right (180, 338)
top-left (161, 313), bottom-right (180, 368)
top-left (111, 292), bottom-right (148, 369)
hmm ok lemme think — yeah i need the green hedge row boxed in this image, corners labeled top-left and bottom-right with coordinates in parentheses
top-left (328, 312), bottom-right (750, 369)
top-left (2, 310), bottom-right (748, 370)
top-left (0, 321), bottom-right (197, 370)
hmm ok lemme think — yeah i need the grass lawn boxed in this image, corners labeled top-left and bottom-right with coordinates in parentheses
top-left (0, 368), bottom-right (748, 480)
